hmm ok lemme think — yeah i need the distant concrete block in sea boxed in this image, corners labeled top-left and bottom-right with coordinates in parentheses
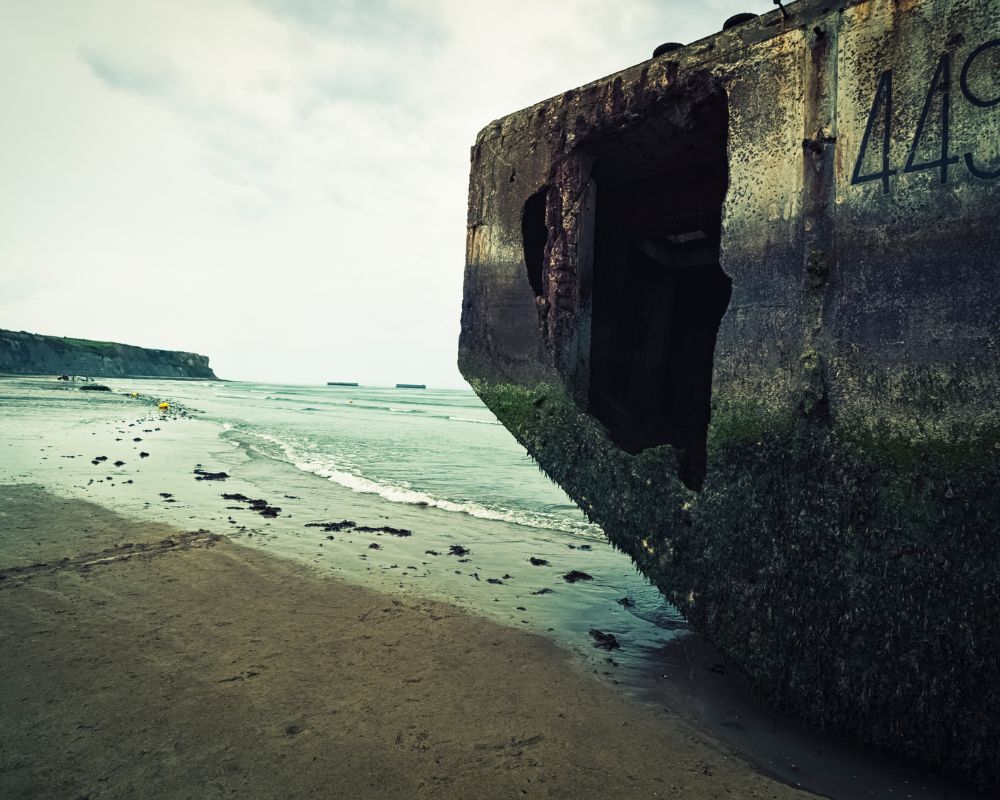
top-left (395, 383), bottom-right (426, 389)
top-left (326, 382), bottom-right (360, 387)
top-left (458, 0), bottom-right (1000, 790)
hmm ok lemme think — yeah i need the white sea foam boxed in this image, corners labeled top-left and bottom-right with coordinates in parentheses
top-left (296, 457), bottom-right (597, 533)
top-left (232, 427), bottom-right (601, 537)
top-left (448, 416), bottom-right (501, 425)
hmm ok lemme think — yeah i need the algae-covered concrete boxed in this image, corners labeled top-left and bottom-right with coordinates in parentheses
top-left (459, 0), bottom-right (999, 788)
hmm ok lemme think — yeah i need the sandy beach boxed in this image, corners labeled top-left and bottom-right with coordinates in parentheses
top-left (0, 483), bottom-right (814, 799)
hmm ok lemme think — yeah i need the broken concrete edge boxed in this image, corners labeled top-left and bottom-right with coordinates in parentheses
top-left (470, 0), bottom-right (873, 150)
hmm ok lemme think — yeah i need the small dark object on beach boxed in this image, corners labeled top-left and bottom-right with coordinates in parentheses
top-left (530, 588), bottom-right (554, 595)
top-left (471, 572), bottom-right (480, 581)
top-left (448, 545), bottom-right (470, 557)
top-left (325, 535), bottom-right (335, 540)
top-left (114, 460), bottom-right (125, 467)
top-left (133, 437), bottom-right (142, 442)
top-left (486, 578), bottom-right (504, 585)
top-left (284, 494), bottom-right (299, 499)
top-left (222, 493), bottom-right (250, 502)
top-left (91, 460), bottom-right (99, 465)
top-left (355, 525), bottom-right (412, 537)
top-left (259, 506), bottom-right (281, 518)
top-left (159, 493), bottom-right (173, 499)
top-left (566, 544), bottom-right (592, 551)
top-left (79, 384), bottom-right (111, 392)
top-left (589, 629), bottom-right (621, 650)
top-left (194, 469), bottom-right (229, 481)
top-left (306, 520), bottom-right (356, 532)
top-left (529, 557), bottom-right (549, 566)
top-left (249, 499), bottom-right (269, 510)
top-left (563, 570), bottom-right (593, 583)
top-left (125, 479), bottom-right (133, 484)
top-left (502, 574), bottom-right (512, 580)
top-left (94, 456), bottom-right (108, 462)
top-left (424, 550), bottom-right (440, 556)
top-left (139, 452), bottom-right (149, 458)
top-left (369, 543), bottom-right (381, 550)
top-left (616, 597), bottom-right (635, 608)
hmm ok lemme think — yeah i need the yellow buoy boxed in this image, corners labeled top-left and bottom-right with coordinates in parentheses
top-left (158, 402), bottom-right (170, 410)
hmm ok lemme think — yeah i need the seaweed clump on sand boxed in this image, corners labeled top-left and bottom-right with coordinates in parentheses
top-left (194, 469), bottom-right (229, 481)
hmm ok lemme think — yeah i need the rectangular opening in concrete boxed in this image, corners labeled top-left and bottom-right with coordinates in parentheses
top-left (521, 188), bottom-right (548, 297)
top-left (587, 90), bottom-right (731, 490)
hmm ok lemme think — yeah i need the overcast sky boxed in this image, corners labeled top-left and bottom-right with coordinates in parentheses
top-left (1, 0), bottom-right (775, 387)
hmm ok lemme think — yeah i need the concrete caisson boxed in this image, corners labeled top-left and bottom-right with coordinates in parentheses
top-left (459, 0), bottom-right (999, 787)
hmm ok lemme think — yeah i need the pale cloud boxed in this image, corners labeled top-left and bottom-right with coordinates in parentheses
top-left (79, 47), bottom-right (178, 97)
top-left (254, 0), bottom-right (447, 45)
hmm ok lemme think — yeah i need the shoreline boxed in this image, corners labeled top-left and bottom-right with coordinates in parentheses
top-left (0, 484), bottom-right (811, 799)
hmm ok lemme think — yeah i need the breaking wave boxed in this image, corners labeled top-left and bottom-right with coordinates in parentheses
top-left (230, 428), bottom-right (601, 537)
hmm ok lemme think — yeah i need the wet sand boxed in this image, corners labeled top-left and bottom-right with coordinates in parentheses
top-left (645, 635), bottom-right (988, 800)
top-left (0, 484), bottom-right (814, 800)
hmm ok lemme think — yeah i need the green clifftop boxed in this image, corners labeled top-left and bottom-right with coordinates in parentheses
top-left (0, 329), bottom-right (218, 379)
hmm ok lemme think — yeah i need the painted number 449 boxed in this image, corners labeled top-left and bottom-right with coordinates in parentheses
top-left (851, 39), bottom-right (1000, 193)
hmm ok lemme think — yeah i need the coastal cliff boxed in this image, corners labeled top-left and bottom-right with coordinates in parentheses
top-left (0, 329), bottom-right (218, 379)
top-left (459, 0), bottom-right (999, 789)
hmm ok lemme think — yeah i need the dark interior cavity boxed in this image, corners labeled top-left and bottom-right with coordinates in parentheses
top-left (522, 188), bottom-right (548, 297)
top-left (587, 91), bottom-right (731, 491)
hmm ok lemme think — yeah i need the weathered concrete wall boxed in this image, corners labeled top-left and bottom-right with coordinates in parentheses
top-left (0, 329), bottom-right (218, 379)
top-left (459, 0), bottom-right (999, 788)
